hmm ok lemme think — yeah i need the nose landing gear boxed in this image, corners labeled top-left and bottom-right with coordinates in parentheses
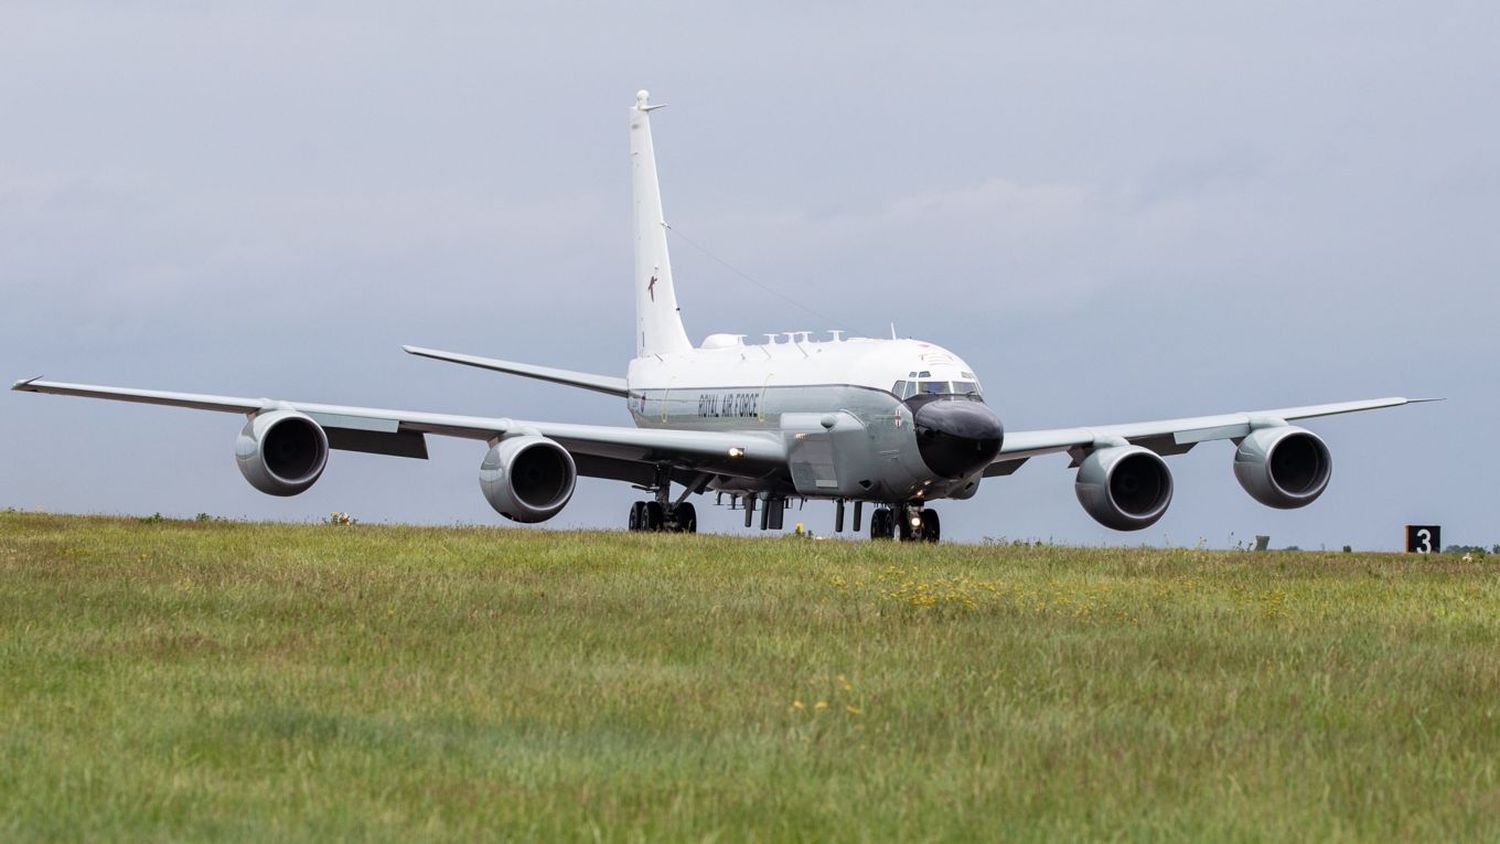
top-left (869, 504), bottom-right (941, 543)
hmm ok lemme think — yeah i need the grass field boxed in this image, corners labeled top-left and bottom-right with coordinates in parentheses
top-left (2, 512), bottom-right (1498, 841)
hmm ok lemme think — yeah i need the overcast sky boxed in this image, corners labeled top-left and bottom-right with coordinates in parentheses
top-left (3, 2), bottom-right (1495, 549)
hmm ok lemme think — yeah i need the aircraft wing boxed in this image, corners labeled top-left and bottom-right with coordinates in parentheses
top-left (985, 397), bottom-right (1438, 476)
top-left (11, 378), bottom-right (786, 481)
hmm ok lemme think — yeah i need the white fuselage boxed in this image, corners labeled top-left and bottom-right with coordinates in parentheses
top-left (624, 335), bottom-right (994, 502)
top-left (628, 336), bottom-right (981, 401)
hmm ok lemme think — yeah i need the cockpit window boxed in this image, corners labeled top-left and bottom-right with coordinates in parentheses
top-left (897, 379), bottom-right (983, 398)
top-left (915, 380), bottom-right (982, 397)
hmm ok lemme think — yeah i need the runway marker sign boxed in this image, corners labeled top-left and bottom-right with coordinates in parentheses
top-left (1405, 525), bottom-right (1441, 554)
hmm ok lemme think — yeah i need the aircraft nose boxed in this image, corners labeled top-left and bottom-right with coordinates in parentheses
top-left (913, 400), bottom-right (1004, 479)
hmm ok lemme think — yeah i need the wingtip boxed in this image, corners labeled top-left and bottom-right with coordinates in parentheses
top-left (10, 375), bottom-right (43, 391)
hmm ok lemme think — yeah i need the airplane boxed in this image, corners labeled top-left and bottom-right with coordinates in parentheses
top-left (13, 90), bottom-right (1436, 543)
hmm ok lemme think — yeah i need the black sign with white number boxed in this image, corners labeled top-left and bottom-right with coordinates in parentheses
top-left (1405, 525), bottom-right (1441, 554)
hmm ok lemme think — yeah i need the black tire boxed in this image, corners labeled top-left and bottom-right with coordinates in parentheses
top-left (644, 501), bottom-right (665, 531)
top-left (628, 501), bottom-right (643, 531)
top-left (871, 507), bottom-right (892, 541)
top-left (920, 509), bottom-right (941, 543)
top-left (675, 502), bottom-right (697, 533)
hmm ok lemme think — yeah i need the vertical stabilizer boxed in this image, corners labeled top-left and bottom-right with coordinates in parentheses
top-left (630, 90), bottom-right (693, 357)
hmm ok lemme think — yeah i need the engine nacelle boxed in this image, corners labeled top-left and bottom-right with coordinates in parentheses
top-left (235, 409), bottom-right (329, 496)
top-left (1234, 426), bottom-right (1331, 509)
top-left (1075, 445), bottom-right (1173, 531)
top-left (479, 435), bottom-right (577, 523)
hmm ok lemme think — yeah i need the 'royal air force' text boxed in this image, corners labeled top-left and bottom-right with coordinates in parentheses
top-left (697, 392), bottom-right (759, 418)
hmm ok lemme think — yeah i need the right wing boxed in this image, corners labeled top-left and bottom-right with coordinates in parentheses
top-left (11, 378), bottom-right (785, 483)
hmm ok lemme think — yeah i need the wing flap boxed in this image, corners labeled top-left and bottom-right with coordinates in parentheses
top-left (324, 428), bottom-right (429, 459)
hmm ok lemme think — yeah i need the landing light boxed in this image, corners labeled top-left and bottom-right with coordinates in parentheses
top-left (910, 516), bottom-right (922, 528)
top-left (727, 447), bottom-right (745, 458)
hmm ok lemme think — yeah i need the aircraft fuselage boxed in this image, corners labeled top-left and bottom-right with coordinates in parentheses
top-left (626, 335), bottom-right (1004, 502)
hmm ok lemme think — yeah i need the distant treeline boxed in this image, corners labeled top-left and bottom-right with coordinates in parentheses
top-left (1444, 545), bottom-right (1500, 556)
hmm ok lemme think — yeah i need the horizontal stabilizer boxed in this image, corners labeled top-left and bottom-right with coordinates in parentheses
top-left (402, 346), bottom-right (628, 397)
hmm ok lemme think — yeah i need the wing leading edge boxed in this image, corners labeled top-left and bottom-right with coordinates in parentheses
top-left (985, 396), bottom-right (1439, 476)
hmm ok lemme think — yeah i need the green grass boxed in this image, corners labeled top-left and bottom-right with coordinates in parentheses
top-left (2, 512), bottom-right (1498, 842)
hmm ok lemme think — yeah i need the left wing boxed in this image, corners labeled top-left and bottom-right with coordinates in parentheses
top-left (11, 378), bottom-right (785, 480)
top-left (986, 396), bottom-right (1438, 476)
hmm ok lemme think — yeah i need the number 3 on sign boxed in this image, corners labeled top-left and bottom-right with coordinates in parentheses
top-left (1405, 525), bottom-right (1441, 554)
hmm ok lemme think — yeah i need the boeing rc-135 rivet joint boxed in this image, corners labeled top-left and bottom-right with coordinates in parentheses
top-left (13, 90), bottom-right (1438, 543)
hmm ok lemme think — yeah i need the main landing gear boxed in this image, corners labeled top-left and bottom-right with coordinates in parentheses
top-left (627, 500), bottom-right (697, 533)
top-left (870, 504), bottom-right (940, 543)
top-left (627, 465), bottom-right (698, 533)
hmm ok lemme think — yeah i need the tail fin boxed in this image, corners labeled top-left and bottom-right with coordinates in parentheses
top-left (630, 90), bottom-right (693, 357)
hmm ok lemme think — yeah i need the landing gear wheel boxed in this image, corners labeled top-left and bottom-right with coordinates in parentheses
top-left (870, 507), bottom-right (894, 541)
top-left (644, 501), bottom-right (665, 532)
top-left (628, 501), bottom-right (645, 531)
top-left (675, 502), bottom-right (698, 534)
top-left (919, 509), bottom-right (941, 543)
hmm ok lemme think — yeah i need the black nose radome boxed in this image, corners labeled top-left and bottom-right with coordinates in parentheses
top-left (913, 400), bottom-right (1004, 478)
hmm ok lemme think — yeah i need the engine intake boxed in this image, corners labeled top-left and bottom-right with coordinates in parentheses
top-left (1075, 445), bottom-right (1173, 531)
top-left (1234, 426), bottom-right (1331, 509)
top-left (236, 409), bottom-right (329, 496)
top-left (479, 435), bottom-right (577, 523)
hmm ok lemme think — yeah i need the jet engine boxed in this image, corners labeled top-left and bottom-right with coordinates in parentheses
top-left (1233, 426), bottom-right (1331, 509)
top-left (479, 435), bottom-right (577, 523)
top-left (235, 409), bottom-right (329, 496)
top-left (1075, 445), bottom-right (1173, 531)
